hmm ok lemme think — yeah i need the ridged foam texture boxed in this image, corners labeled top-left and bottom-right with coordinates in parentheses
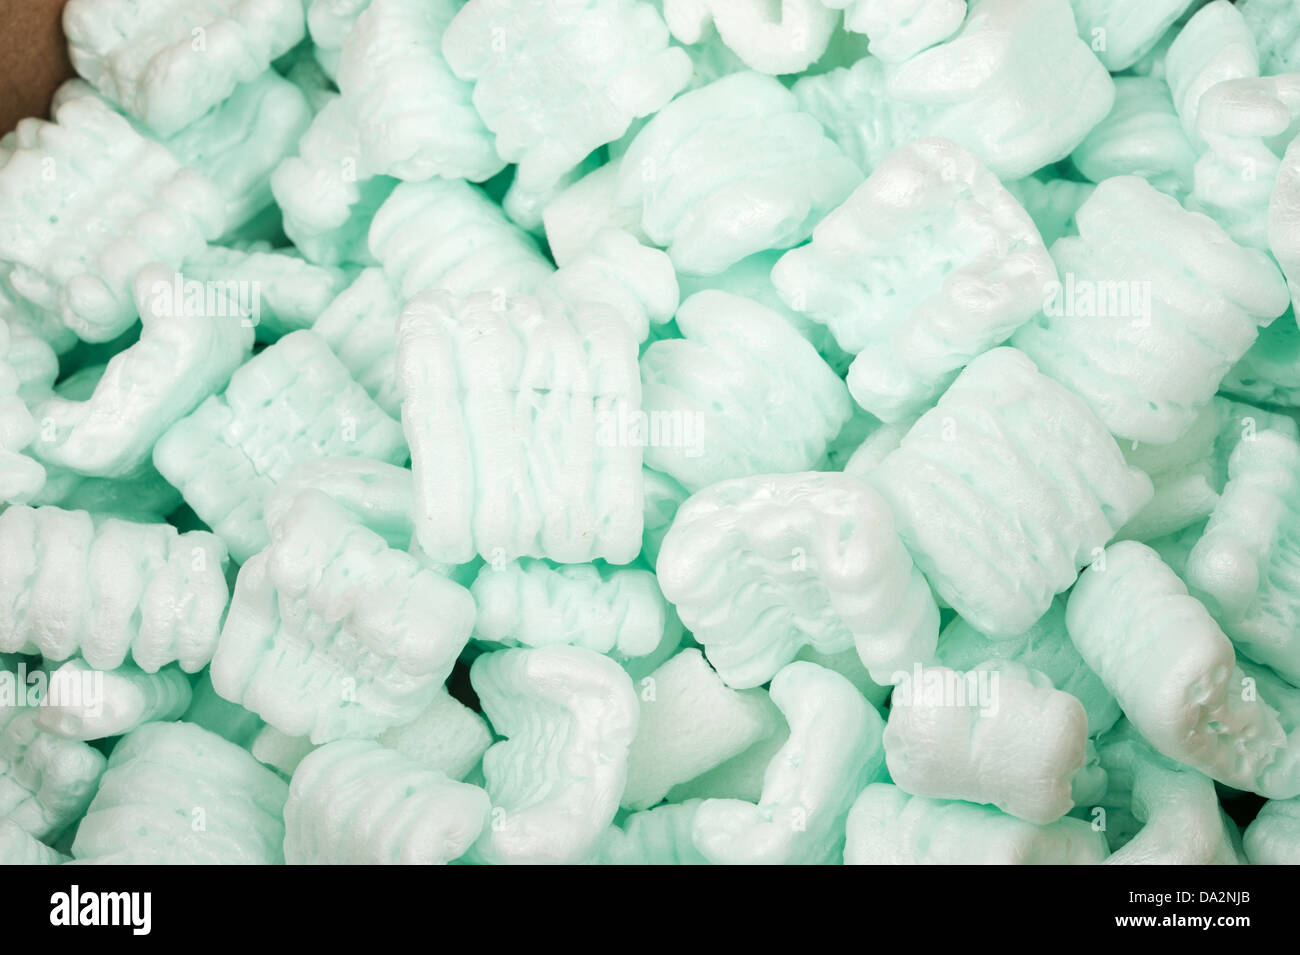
top-left (1067, 542), bottom-right (1300, 799)
top-left (657, 471), bottom-right (939, 689)
top-left (883, 662), bottom-right (1090, 824)
top-left (542, 158), bottom-right (652, 267)
top-left (331, 194), bottom-right (668, 417)
top-left (261, 456), bottom-right (415, 550)
top-left (396, 289), bottom-right (643, 565)
top-left (313, 268), bottom-right (405, 418)
top-left (71, 721), bottom-right (288, 864)
top-left (1186, 429), bottom-right (1300, 685)
top-left (846, 0), bottom-right (966, 63)
top-left (284, 740), bottom-right (490, 864)
top-left (28, 264), bottom-right (253, 478)
top-left (837, 0), bottom-right (1114, 181)
top-left (337, 0), bottom-right (502, 183)
top-left (640, 466), bottom-right (688, 569)
top-left (844, 783), bottom-right (1108, 864)
top-left (537, 229), bottom-right (679, 344)
top-left (0, 319), bottom-right (45, 502)
top-left (442, 0), bottom-right (691, 217)
top-left (674, 250), bottom-right (852, 375)
top-left (152, 329), bottom-right (407, 563)
top-left (772, 137), bottom-right (1056, 422)
top-left (937, 597), bottom-right (1120, 736)
top-left (51, 69), bottom-right (316, 239)
top-left (1243, 795), bottom-right (1300, 864)
top-left (6, 0), bottom-right (1300, 868)
top-left (1067, 0), bottom-right (1197, 71)
top-left (1269, 135), bottom-right (1300, 309)
top-left (0, 706), bottom-right (106, 841)
top-left (868, 347), bottom-right (1153, 637)
top-left (639, 290), bottom-right (853, 490)
top-left (1240, 0), bottom-right (1300, 76)
top-left (1164, 1), bottom-right (1259, 149)
top-left (1092, 724), bottom-right (1243, 865)
top-left (62, 0), bottom-right (305, 136)
top-left (48, 70), bottom-right (314, 242)
top-left (168, 72), bottom-right (314, 236)
top-left (622, 648), bottom-right (781, 810)
top-left (210, 489), bottom-right (476, 743)
top-left (472, 559), bottom-right (672, 663)
top-left (595, 799), bottom-right (708, 865)
top-left (307, 0), bottom-right (372, 79)
top-left (663, 0), bottom-right (840, 75)
top-left (1, 321), bottom-right (58, 406)
top-left (0, 506), bottom-right (229, 672)
top-left (269, 94), bottom-right (398, 266)
top-left (792, 56), bottom-right (929, 179)
top-left (470, 645), bottom-right (639, 865)
top-left (614, 71), bottom-right (862, 276)
top-left (369, 178), bottom-right (553, 303)
top-left (0, 258), bottom-right (72, 354)
top-left (1115, 396), bottom-right (1299, 544)
top-left (1189, 76), bottom-right (1300, 252)
top-left (375, 687), bottom-right (494, 781)
top-left (1014, 177), bottom-right (1289, 445)
top-left (0, 818), bottom-right (69, 865)
top-left (181, 245), bottom-right (353, 342)
top-left (37, 659), bottom-right (192, 741)
top-left (691, 662), bottom-right (885, 864)
top-left (1070, 76), bottom-right (1196, 199)
top-left (0, 97), bottom-right (226, 343)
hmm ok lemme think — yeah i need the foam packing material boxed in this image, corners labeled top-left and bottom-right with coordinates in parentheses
top-left (2, 0), bottom-right (1299, 867)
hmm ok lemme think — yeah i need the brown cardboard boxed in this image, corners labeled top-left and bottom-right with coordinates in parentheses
top-left (0, 0), bottom-right (74, 134)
